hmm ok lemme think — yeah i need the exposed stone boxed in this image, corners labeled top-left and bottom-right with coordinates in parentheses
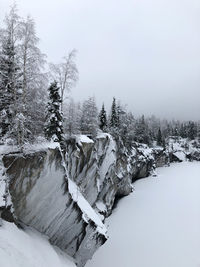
top-left (2, 134), bottom-right (169, 266)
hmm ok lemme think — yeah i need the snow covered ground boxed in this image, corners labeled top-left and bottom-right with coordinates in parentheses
top-left (0, 222), bottom-right (75, 267)
top-left (86, 162), bottom-right (200, 267)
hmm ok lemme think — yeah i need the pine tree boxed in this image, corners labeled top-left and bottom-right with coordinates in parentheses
top-left (179, 123), bottom-right (187, 138)
top-left (0, 4), bottom-right (21, 138)
top-left (157, 127), bottom-right (163, 146)
top-left (197, 123), bottom-right (200, 143)
top-left (117, 105), bottom-right (135, 147)
top-left (109, 97), bottom-right (119, 128)
top-left (134, 115), bottom-right (150, 145)
top-left (99, 103), bottom-right (107, 131)
top-left (187, 121), bottom-right (197, 140)
top-left (45, 81), bottom-right (63, 142)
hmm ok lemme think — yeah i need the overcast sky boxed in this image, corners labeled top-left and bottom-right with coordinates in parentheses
top-left (1, 0), bottom-right (200, 120)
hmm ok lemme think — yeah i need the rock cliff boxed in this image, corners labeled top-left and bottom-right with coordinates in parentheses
top-left (2, 134), bottom-right (197, 266)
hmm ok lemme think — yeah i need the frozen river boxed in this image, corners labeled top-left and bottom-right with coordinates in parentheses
top-left (86, 162), bottom-right (200, 267)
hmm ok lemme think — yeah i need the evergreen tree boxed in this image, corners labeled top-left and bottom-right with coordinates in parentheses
top-left (157, 127), bottom-right (163, 146)
top-left (109, 97), bottom-right (119, 129)
top-left (134, 115), bottom-right (150, 145)
top-left (99, 103), bottom-right (107, 131)
top-left (118, 106), bottom-right (135, 147)
top-left (187, 121), bottom-right (197, 140)
top-left (179, 123), bottom-right (187, 138)
top-left (0, 4), bottom-right (21, 138)
top-left (45, 81), bottom-right (63, 142)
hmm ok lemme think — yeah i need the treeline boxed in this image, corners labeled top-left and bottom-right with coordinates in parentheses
top-left (63, 96), bottom-right (200, 147)
top-left (0, 5), bottom-right (199, 148)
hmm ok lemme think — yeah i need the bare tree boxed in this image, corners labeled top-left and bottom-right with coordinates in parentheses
top-left (17, 15), bottom-right (47, 143)
top-left (49, 49), bottom-right (78, 112)
top-left (80, 97), bottom-right (98, 136)
top-left (19, 16), bottom-right (46, 106)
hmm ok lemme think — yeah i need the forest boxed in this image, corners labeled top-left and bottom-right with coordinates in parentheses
top-left (0, 4), bottom-right (199, 149)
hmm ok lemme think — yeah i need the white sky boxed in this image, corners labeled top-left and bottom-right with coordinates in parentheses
top-left (1, 0), bottom-right (200, 120)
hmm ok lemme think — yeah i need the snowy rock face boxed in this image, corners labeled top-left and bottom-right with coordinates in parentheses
top-left (62, 134), bottom-right (165, 216)
top-left (65, 134), bottom-right (133, 216)
top-left (167, 137), bottom-right (200, 162)
top-left (2, 134), bottom-right (168, 266)
top-left (3, 149), bottom-right (106, 267)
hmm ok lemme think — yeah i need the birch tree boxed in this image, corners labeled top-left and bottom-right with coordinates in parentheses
top-left (49, 49), bottom-right (78, 112)
top-left (18, 15), bottom-right (47, 143)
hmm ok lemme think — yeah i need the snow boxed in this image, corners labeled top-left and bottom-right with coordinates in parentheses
top-left (59, 145), bottom-right (108, 238)
top-left (97, 134), bottom-right (116, 191)
top-left (0, 142), bottom-right (59, 156)
top-left (68, 179), bottom-right (107, 237)
top-left (0, 154), bottom-right (7, 207)
top-left (95, 201), bottom-right (107, 213)
top-left (137, 143), bottom-right (154, 160)
top-left (0, 174), bottom-right (6, 207)
top-left (96, 132), bottom-right (110, 139)
top-left (0, 221), bottom-right (75, 267)
top-left (0, 144), bottom-right (17, 155)
top-left (76, 135), bottom-right (94, 145)
top-left (86, 162), bottom-right (200, 267)
top-left (173, 151), bottom-right (186, 161)
top-left (23, 141), bottom-right (59, 153)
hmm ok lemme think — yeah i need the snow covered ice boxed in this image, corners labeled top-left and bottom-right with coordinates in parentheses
top-left (86, 162), bottom-right (200, 267)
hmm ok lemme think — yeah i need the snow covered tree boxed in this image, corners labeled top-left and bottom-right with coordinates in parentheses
top-left (109, 97), bottom-right (119, 129)
top-left (99, 104), bottom-right (107, 131)
top-left (157, 128), bottom-right (163, 146)
top-left (187, 121), bottom-right (197, 140)
top-left (179, 123), bottom-right (187, 138)
top-left (0, 5), bottom-right (47, 145)
top-left (134, 115), bottom-right (150, 145)
top-left (63, 98), bottom-right (81, 135)
top-left (80, 97), bottom-right (98, 136)
top-left (0, 4), bottom-right (22, 138)
top-left (18, 15), bottom-right (47, 141)
top-left (197, 123), bottom-right (200, 143)
top-left (117, 105), bottom-right (135, 147)
top-left (49, 50), bottom-right (78, 112)
top-left (45, 81), bottom-right (63, 142)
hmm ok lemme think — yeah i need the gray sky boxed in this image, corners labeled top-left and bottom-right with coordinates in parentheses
top-left (1, 0), bottom-right (200, 120)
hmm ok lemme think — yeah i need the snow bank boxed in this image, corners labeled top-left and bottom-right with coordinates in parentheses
top-left (0, 221), bottom-right (75, 267)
